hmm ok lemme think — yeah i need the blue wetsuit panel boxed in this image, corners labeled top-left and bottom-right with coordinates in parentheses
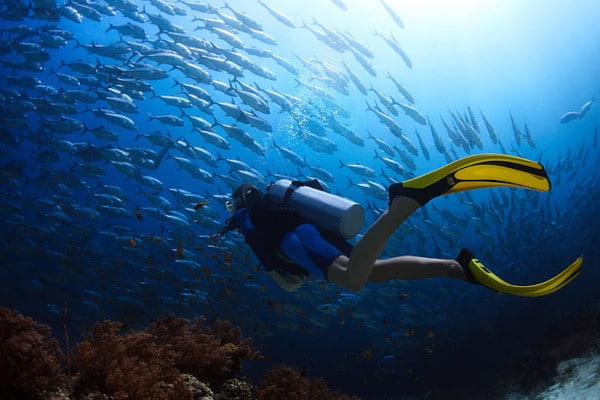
top-left (280, 223), bottom-right (348, 278)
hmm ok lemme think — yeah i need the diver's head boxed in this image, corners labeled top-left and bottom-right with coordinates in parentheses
top-left (226, 183), bottom-right (256, 212)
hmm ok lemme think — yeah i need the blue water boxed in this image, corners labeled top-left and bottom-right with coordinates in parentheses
top-left (1, 0), bottom-right (599, 398)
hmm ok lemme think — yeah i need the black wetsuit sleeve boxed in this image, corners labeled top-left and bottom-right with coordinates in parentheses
top-left (244, 229), bottom-right (309, 276)
top-left (242, 228), bottom-right (278, 271)
top-left (218, 208), bottom-right (279, 271)
top-left (218, 217), bottom-right (237, 235)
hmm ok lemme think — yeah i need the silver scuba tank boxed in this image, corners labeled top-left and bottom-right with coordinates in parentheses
top-left (267, 179), bottom-right (364, 239)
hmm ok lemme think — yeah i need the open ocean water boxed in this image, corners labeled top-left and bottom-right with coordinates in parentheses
top-left (1, 0), bottom-right (599, 398)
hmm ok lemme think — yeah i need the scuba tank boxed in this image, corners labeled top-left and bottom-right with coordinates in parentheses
top-left (267, 179), bottom-right (364, 239)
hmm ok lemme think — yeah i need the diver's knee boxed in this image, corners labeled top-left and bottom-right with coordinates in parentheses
top-left (326, 255), bottom-right (367, 292)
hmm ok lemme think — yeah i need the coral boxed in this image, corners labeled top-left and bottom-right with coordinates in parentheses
top-left (180, 374), bottom-right (214, 400)
top-left (257, 365), bottom-right (309, 400)
top-left (257, 364), bottom-right (360, 400)
top-left (71, 314), bottom-right (261, 399)
top-left (215, 378), bottom-right (256, 400)
top-left (72, 320), bottom-right (192, 400)
top-left (0, 306), bottom-right (66, 399)
top-left (146, 315), bottom-right (263, 389)
top-left (0, 308), bottom-right (360, 400)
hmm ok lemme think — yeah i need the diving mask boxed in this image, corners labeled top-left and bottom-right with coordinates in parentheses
top-left (225, 198), bottom-right (237, 212)
top-left (226, 184), bottom-right (255, 212)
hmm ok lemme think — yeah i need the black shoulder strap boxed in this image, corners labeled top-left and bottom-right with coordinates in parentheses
top-left (281, 179), bottom-right (324, 206)
top-left (282, 181), bottom-right (299, 206)
top-left (296, 179), bottom-right (324, 191)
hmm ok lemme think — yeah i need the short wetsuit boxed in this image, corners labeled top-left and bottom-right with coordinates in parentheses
top-left (280, 223), bottom-right (354, 279)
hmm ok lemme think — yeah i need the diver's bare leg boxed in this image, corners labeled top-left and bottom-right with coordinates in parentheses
top-left (327, 196), bottom-right (424, 291)
top-left (367, 255), bottom-right (465, 282)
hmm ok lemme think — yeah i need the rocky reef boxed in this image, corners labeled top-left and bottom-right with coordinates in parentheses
top-left (486, 302), bottom-right (600, 399)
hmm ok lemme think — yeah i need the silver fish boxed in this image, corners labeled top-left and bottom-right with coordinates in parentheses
top-left (258, 0), bottom-right (295, 28)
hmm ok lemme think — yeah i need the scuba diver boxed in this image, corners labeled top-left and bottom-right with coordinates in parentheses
top-left (217, 154), bottom-right (583, 295)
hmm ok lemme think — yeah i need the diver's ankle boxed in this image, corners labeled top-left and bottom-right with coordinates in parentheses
top-left (388, 182), bottom-right (430, 206)
top-left (389, 195), bottom-right (420, 212)
top-left (448, 261), bottom-right (467, 280)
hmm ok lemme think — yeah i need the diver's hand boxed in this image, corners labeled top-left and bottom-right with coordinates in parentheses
top-left (233, 208), bottom-right (254, 234)
top-left (268, 270), bottom-right (303, 292)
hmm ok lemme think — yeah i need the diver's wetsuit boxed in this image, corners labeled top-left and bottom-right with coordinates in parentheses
top-left (221, 187), bottom-right (353, 278)
top-left (280, 223), bottom-right (353, 278)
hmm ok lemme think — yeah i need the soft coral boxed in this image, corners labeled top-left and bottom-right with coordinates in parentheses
top-left (71, 314), bottom-right (262, 398)
top-left (257, 364), bottom-right (360, 400)
top-left (0, 306), bottom-right (66, 399)
top-left (146, 314), bottom-right (263, 389)
top-left (72, 319), bottom-right (191, 400)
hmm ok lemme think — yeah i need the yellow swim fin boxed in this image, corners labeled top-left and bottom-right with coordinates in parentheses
top-left (457, 249), bottom-right (583, 297)
top-left (389, 153), bottom-right (551, 205)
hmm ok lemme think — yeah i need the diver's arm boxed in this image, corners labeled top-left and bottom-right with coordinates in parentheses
top-left (268, 270), bottom-right (303, 292)
top-left (225, 208), bottom-right (304, 292)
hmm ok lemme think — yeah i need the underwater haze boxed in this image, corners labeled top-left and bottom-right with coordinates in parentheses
top-left (1, 0), bottom-right (599, 398)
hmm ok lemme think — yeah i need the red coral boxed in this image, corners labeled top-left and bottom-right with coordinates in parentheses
top-left (0, 306), bottom-right (66, 399)
top-left (72, 314), bottom-right (261, 398)
top-left (2, 308), bottom-right (356, 400)
top-left (146, 314), bottom-right (263, 389)
top-left (72, 320), bottom-right (191, 400)
top-left (257, 364), bottom-right (360, 400)
top-left (257, 364), bottom-right (309, 400)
